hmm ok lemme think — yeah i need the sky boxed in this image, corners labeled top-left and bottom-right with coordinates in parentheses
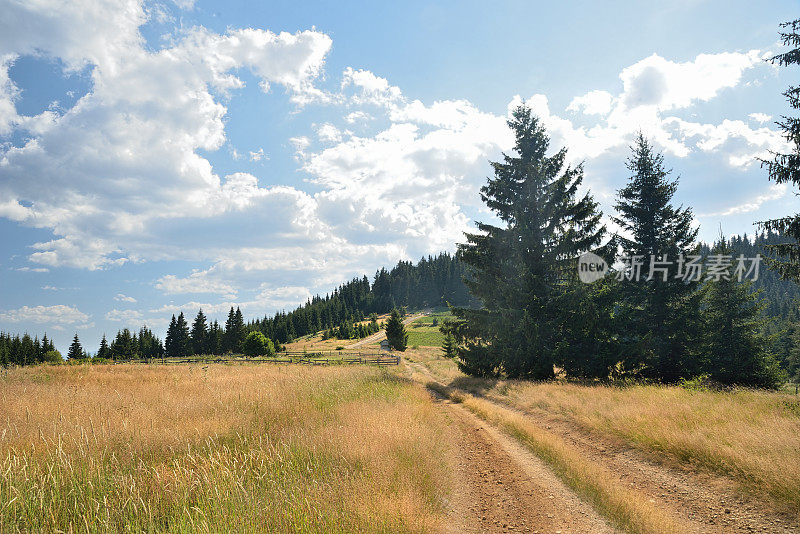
top-left (0, 0), bottom-right (797, 353)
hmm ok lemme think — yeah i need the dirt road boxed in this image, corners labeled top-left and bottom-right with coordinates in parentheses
top-left (407, 357), bottom-right (799, 534)
top-left (441, 396), bottom-right (617, 533)
top-left (347, 313), bottom-right (422, 348)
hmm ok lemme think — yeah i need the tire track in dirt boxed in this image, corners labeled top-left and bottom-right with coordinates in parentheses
top-left (412, 356), bottom-right (799, 534)
top-left (484, 394), bottom-right (800, 534)
top-left (440, 395), bottom-right (618, 533)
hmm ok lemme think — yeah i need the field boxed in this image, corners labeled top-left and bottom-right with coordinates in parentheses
top-left (3, 327), bottom-right (800, 533)
top-left (0, 364), bottom-right (452, 532)
top-left (406, 312), bottom-right (452, 348)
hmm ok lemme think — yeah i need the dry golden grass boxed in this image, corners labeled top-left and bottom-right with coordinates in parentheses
top-left (411, 346), bottom-right (800, 517)
top-left (0, 363), bottom-right (450, 533)
top-left (501, 381), bottom-right (800, 513)
top-left (426, 380), bottom-right (686, 534)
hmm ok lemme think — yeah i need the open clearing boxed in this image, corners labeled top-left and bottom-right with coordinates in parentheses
top-left (2, 322), bottom-right (799, 533)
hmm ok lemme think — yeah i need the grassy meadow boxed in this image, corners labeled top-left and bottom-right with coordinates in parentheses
top-left (406, 312), bottom-right (452, 348)
top-left (409, 346), bottom-right (800, 518)
top-left (0, 363), bottom-right (452, 533)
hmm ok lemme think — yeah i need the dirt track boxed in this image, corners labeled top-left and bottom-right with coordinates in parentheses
top-left (408, 358), bottom-right (800, 534)
top-left (441, 396), bottom-right (616, 533)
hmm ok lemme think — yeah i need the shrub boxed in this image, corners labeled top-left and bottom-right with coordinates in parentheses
top-left (43, 350), bottom-right (63, 364)
top-left (242, 332), bottom-right (275, 358)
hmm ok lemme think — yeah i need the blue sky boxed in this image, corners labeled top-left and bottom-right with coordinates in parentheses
top-left (0, 0), bottom-right (797, 353)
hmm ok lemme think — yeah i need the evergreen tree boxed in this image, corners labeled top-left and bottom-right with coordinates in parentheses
top-left (612, 134), bottom-right (701, 382)
top-left (208, 320), bottom-right (223, 355)
top-left (174, 312), bottom-right (191, 357)
top-left (441, 326), bottom-right (457, 358)
top-left (97, 334), bottom-right (110, 359)
top-left (384, 309), bottom-right (408, 351)
top-left (453, 105), bottom-right (604, 378)
top-left (67, 334), bottom-right (84, 360)
top-left (701, 238), bottom-right (784, 388)
top-left (190, 309), bottom-right (208, 355)
top-left (758, 19), bottom-right (800, 281)
top-left (165, 315), bottom-right (179, 358)
top-left (223, 308), bottom-right (237, 353)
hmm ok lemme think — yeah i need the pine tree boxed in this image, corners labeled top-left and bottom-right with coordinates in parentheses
top-left (441, 330), bottom-right (457, 358)
top-left (175, 312), bottom-right (191, 358)
top-left (612, 134), bottom-right (701, 382)
top-left (385, 309), bottom-right (408, 351)
top-left (190, 309), bottom-right (208, 356)
top-left (701, 238), bottom-right (784, 388)
top-left (208, 320), bottom-right (222, 354)
top-left (223, 308), bottom-right (237, 353)
top-left (758, 19), bottom-right (800, 281)
top-left (453, 104), bottom-right (604, 379)
top-left (165, 314), bottom-right (178, 358)
top-left (67, 334), bottom-right (84, 360)
top-left (97, 334), bottom-right (110, 359)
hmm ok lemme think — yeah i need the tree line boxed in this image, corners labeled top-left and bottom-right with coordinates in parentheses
top-left (445, 107), bottom-right (790, 388)
top-left (0, 253), bottom-right (476, 364)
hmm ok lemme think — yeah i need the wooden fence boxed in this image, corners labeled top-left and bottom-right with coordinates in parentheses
top-left (123, 351), bottom-right (400, 367)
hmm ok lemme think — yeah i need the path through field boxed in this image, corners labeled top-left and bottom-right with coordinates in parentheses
top-left (440, 394), bottom-right (616, 533)
top-left (406, 357), bottom-right (800, 534)
top-left (346, 313), bottom-right (422, 348)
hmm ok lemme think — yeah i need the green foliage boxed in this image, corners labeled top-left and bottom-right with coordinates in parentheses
top-left (700, 239), bottom-right (785, 388)
top-left (190, 309), bottom-right (208, 355)
top-left (441, 327), bottom-right (457, 359)
top-left (165, 313), bottom-right (191, 358)
top-left (757, 19), bottom-right (800, 281)
top-left (385, 309), bottom-right (408, 351)
top-left (612, 134), bottom-right (701, 382)
top-left (242, 331), bottom-right (274, 358)
top-left (67, 334), bottom-right (85, 360)
top-left (453, 104), bottom-right (604, 379)
top-left (43, 350), bottom-right (63, 364)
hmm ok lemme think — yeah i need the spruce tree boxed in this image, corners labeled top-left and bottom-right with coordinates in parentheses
top-left (97, 334), bottom-right (110, 359)
top-left (190, 309), bottom-right (208, 356)
top-left (453, 105), bottom-right (604, 379)
top-left (758, 19), bottom-right (800, 281)
top-left (385, 309), bottom-right (408, 351)
top-left (223, 308), bottom-right (237, 353)
top-left (441, 331), bottom-right (457, 358)
top-left (165, 314), bottom-right (178, 358)
top-left (612, 134), bottom-right (701, 382)
top-left (208, 320), bottom-right (222, 354)
top-left (701, 238), bottom-right (784, 388)
top-left (175, 312), bottom-right (191, 357)
top-left (67, 334), bottom-right (84, 360)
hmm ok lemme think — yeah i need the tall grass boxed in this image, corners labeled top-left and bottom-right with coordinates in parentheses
top-left (413, 346), bottom-right (800, 516)
top-left (503, 381), bottom-right (800, 514)
top-left (0, 364), bottom-right (450, 532)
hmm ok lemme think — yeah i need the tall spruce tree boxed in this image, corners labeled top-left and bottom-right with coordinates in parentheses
top-left (208, 320), bottom-right (223, 354)
top-left (190, 309), bottom-right (208, 356)
top-left (223, 308), bottom-right (237, 353)
top-left (612, 134), bottom-right (701, 381)
top-left (758, 19), bottom-right (800, 280)
top-left (175, 312), bottom-right (191, 358)
top-left (700, 238), bottom-right (784, 388)
top-left (384, 309), bottom-right (408, 351)
top-left (97, 334), bottom-right (110, 359)
top-left (452, 105), bottom-right (604, 379)
top-left (67, 334), bottom-right (84, 360)
top-left (165, 314), bottom-right (178, 358)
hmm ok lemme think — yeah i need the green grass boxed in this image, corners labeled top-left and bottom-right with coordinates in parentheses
top-left (406, 325), bottom-right (445, 347)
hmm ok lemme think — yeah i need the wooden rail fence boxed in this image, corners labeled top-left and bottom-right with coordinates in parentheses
top-left (122, 351), bottom-right (400, 367)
